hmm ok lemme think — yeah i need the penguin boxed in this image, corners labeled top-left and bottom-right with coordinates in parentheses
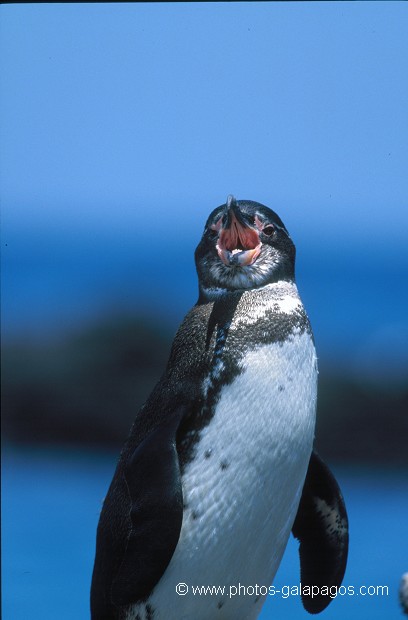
top-left (91, 196), bottom-right (348, 620)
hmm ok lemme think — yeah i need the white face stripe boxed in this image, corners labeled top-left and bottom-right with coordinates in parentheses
top-left (253, 210), bottom-right (290, 236)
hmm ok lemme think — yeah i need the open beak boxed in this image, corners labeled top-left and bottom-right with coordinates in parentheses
top-left (215, 198), bottom-right (261, 267)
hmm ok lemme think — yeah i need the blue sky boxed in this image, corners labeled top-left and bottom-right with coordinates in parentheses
top-left (1, 2), bottom-right (408, 377)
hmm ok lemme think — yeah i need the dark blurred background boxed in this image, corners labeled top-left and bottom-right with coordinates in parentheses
top-left (2, 309), bottom-right (408, 465)
top-left (1, 4), bottom-right (407, 620)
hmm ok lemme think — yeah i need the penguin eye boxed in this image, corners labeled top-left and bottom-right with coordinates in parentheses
top-left (262, 225), bottom-right (275, 237)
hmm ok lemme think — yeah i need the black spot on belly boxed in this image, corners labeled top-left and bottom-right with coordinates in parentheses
top-left (278, 385), bottom-right (284, 392)
top-left (204, 448), bottom-right (213, 459)
top-left (220, 460), bottom-right (229, 470)
top-left (192, 510), bottom-right (200, 520)
top-left (217, 600), bottom-right (224, 609)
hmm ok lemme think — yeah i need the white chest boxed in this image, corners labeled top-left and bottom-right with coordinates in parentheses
top-left (128, 327), bottom-right (317, 620)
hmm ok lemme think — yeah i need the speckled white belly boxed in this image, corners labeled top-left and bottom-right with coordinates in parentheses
top-left (128, 329), bottom-right (317, 620)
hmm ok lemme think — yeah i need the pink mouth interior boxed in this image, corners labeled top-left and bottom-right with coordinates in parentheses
top-left (218, 219), bottom-right (259, 251)
top-left (215, 213), bottom-right (261, 266)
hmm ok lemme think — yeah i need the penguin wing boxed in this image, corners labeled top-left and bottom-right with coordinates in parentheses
top-left (110, 409), bottom-right (184, 607)
top-left (292, 450), bottom-right (349, 614)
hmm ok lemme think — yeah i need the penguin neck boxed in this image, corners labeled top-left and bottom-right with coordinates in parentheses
top-left (197, 278), bottom-right (297, 305)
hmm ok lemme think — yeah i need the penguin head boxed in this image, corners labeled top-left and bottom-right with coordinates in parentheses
top-left (195, 196), bottom-right (295, 299)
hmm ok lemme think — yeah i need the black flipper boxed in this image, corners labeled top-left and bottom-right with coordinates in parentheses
top-left (110, 411), bottom-right (184, 606)
top-left (292, 451), bottom-right (349, 614)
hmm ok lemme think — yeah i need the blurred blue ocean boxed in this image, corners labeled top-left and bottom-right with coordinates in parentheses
top-left (2, 447), bottom-right (407, 620)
